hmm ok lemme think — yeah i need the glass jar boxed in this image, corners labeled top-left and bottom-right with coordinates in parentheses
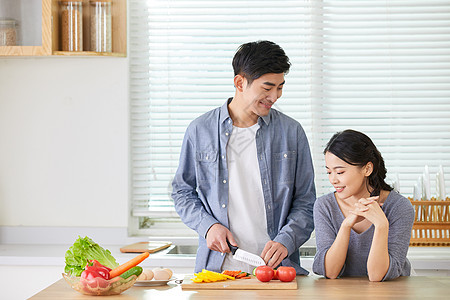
top-left (90, 0), bottom-right (112, 52)
top-left (0, 19), bottom-right (17, 46)
top-left (60, 0), bottom-right (83, 51)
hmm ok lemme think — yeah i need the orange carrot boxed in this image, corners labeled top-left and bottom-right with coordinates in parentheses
top-left (109, 252), bottom-right (150, 278)
top-left (222, 270), bottom-right (241, 277)
top-left (235, 272), bottom-right (250, 279)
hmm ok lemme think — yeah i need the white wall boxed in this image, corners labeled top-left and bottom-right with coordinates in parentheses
top-left (0, 57), bottom-right (129, 227)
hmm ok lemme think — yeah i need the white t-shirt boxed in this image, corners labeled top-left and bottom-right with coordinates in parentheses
top-left (221, 124), bottom-right (270, 273)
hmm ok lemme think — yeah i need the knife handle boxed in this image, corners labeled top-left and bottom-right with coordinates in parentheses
top-left (226, 239), bottom-right (238, 255)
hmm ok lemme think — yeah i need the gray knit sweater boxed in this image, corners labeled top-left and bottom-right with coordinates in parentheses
top-left (312, 191), bottom-right (414, 281)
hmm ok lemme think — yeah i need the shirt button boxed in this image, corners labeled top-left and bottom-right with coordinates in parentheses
top-left (223, 180), bottom-right (227, 184)
top-left (221, 252), bottom-right (224, 256)
top-left (264, 179), bottom-right (267, 185)
top-left (284, 153), bottom-right (287, 158)
top-left (222, 155), bottom-right (225, 159)
top-left (267, 205), bottom-right (271, 210)
top-left (222, 204), bottom-right (226, 208)
top-left (225, 132), bottom-right (229, 136)
top-left (228, 120), bottom-right (231, 124)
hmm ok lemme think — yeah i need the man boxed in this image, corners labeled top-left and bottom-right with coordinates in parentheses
top-left (172, 40), bottom-right (316, 274)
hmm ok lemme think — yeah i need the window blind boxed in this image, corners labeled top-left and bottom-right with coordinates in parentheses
top-left (129, 0), bottom-right (450, 221)
top-left (311, 0), bottom-right (450, 196)
top-left (129, 0), bottom-right (314, 219)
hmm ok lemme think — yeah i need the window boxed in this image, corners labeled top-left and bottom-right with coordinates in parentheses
top-left (129, 0), bottom-right (450, 235)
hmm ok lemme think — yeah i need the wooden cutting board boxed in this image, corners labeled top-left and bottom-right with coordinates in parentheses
top-left (181, 275), bottom-right (297, 290)
top-left (120, 241), bottom-right (172, 253)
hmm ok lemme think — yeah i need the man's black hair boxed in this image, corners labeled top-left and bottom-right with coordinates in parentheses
top-left (232, 40), bottom-right (291, 85)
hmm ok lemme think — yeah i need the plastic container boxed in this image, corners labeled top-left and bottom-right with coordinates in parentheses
top-left (90, 0), bottom-right (112, 52)
top-left (0, 19), bottom-right (17, 46)
top-left (60, 0), bottom-right (83, 51)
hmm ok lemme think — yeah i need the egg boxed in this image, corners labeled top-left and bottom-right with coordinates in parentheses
top-left (153, 268), bottom-right (171, 280)
top-left (143, 269), bottom-right (154, 280)
top-left (137, 272), bottom-right (147, 280)
top-left (152, 267), bottom-right (166, 274)
top-left (163, 268), bottom-right (173, 278)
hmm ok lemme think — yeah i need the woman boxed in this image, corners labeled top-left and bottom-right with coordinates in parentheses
top-left (312, 129), bottom-right (414, 281)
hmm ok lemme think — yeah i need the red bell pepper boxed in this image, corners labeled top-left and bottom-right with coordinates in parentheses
top-left (81, 259), bottom-right (112, 280)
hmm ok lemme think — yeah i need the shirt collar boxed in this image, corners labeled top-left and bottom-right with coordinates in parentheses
top-left (220, 98), bottom-right (233, 124)
top-left (220, 97), bottom-right (271, 126)
top-left (259, 112), bottom-right (271, 126)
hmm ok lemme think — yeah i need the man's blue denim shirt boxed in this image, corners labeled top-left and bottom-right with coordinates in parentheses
top-left (172, 98), bottom-right (316, 274)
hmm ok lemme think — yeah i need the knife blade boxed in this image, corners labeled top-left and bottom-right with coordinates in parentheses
top-left (226, 240), bottom-right (266, 267)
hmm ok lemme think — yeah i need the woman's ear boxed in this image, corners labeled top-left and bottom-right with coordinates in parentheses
top-left (365, 162), bottom-right (374, 177)
top-left (234, 74), bottom-right (245, 92)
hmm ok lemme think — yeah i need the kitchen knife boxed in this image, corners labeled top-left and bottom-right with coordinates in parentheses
top-left (226, 240), bottom-right (266, 267)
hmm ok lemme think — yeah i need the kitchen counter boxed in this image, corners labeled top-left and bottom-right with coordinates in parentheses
top-left (2, 243), bottom-right (450, 299)
top-left (1, 226), bottom-right (449, 274)
top-left (2, 226), bottom-right (449, 299)
top-left (2, 243), bottom-right (449, 274)
top-left (29, 275), bottom-right (450, 299)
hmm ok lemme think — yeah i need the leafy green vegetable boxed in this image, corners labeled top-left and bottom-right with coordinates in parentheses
top-left (64, 236), bottom-right (119, 276)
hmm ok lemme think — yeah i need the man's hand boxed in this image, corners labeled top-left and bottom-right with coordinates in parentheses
top-left (260, 241), bottom-right (288, 268)
top-left (206, 223), bottom-right (238, 253)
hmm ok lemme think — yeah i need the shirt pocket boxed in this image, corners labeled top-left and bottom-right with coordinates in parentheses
top-left (196, 150), bottom-right (218, 181)
top-left (272, 150), bottom-right (296, 184)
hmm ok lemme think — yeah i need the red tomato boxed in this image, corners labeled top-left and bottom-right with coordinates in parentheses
top-left (276, 266), bottom-right (296, 282)
top-left (255, 266), bottom-right (274, 282)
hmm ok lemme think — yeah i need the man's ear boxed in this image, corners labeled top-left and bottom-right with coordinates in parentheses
top-left (234, 74), bottom-right (245, 92)
top-left (365, 162), bottom-right (374, 177)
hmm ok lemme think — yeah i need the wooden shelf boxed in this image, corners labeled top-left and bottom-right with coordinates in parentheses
top-left (53, 51), bottom-right (125, 57)
top-left (0, 0), bottom-right (126, 57)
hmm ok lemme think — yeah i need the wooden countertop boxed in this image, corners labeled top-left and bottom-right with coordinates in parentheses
top-left (30, 275), bottom-right (450, 299)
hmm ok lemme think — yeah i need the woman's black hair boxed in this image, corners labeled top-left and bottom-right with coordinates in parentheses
top-left (324, 129), bottom-right (393, 197)
top-left (232, 40), bottom-right (291, 85)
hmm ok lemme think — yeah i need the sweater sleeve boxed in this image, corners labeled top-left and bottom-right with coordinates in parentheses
top-left (382, 196), bottom-right (415, 281)
top-left (312, 195), bottom-right (346, 277)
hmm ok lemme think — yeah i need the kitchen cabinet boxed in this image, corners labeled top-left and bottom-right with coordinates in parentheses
top-left (0, 0), bottom-right (126, 56)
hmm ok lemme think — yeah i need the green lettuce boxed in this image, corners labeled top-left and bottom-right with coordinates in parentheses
top-left (64, 236), bottom-right (119, 276)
